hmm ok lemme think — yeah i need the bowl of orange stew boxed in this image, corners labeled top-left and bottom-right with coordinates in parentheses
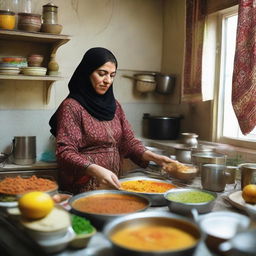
top-left (119, 176), bottom-right (179, 206)
top-left (103, 211), bottom-right (203, 256)
top-left (68, 190), bottom-right (151, 229)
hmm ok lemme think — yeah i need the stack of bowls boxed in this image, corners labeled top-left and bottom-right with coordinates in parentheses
top-left (0, 56), bottom-right (27, 75)
top-left (20, 206), bottom-right (75, 254)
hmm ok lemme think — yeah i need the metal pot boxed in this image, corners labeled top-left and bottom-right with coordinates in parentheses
top-left (103, 211), bottom-right (202, 256)
top-left (12, 136), bottom-right (36, 165)
top-left (174, 145), bottom-right (192, 163)
top-left (191, 152), bottom-right (227, 174)
top-left (143, 114), bottom-right (182, 140)
top-left (155, 73), bottom-right (176, 94)
top-left (180, 133), bottom-right (198, 148)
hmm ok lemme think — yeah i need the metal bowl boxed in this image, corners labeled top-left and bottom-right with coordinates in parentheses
top-left (119, 176), bottom-right (179, 206)
top-left (164, 188), bottom-right (217, 215)
top-left (68, 190), bottom-right (150, 230)
top-left (103, 211), bottom-right (202, 256)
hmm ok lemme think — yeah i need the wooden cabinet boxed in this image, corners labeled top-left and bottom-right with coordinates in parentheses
top-left (0, 30), bottom-right (70, 104)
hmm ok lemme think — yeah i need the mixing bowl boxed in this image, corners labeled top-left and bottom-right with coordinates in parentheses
top-left (164, 188), bottom-right (217, 214)
top-left (68, 190), bottom-right (150, 229)
top-left (119, 176), bottom-right (178, 206)
top-left (103, 211), bottom-right (202, 256)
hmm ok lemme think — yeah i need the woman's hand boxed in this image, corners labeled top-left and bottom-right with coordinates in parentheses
top-left (142, 150), bottom-right (177, 167)
top-left (86, 164), bottom-right (121, 189)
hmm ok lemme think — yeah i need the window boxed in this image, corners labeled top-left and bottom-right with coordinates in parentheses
top-left (214, 7), bottom-right (256, 149)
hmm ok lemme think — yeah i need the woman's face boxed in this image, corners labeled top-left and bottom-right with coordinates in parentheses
top-left (90, 61), bottom-right (116, 95)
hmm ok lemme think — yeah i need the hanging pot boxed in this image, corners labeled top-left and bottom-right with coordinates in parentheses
top-left (143, 114), bottom-right (182, 140)
top-left (155, 73), bottom-right (176, 94)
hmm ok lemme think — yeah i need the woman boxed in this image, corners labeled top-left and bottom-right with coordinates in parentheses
top-left (49, 47), bottom-right (175, 194)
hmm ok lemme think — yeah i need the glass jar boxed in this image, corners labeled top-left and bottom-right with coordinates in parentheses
top-left (42, 2), bottom-right (58, 24)
top-left (0, 10), bottom-right (15, 29)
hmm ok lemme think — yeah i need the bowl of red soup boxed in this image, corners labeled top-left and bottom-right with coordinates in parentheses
top-left (68, 190), bottom-right (150, 229)
top-left (119, 176), bottom-right (178, 206)
top-left (103, 211), bottom-right (202, 256)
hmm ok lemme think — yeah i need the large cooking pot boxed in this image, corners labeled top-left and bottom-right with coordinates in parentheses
top-left (143, 114), bottom-right (182, 140)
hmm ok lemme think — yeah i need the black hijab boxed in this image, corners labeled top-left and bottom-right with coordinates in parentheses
top-left (49, 47), bottom-right (118, 136)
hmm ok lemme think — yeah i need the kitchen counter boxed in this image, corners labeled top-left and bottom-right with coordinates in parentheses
top-left (55, 172), bottom-right (246, 256)
top-left (0, 161), bottom-right (58, 171)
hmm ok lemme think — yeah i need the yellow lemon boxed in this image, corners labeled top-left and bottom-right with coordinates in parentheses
top-left (242, 184), bottom-right (256, 204)
top-left (18, 191), bottom-right (54, 219)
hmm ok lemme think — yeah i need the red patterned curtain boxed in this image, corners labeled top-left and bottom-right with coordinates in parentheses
top-left (182, 0), bottom-right (206, 102)
top-left (232, 0), bottom-right (256, 134)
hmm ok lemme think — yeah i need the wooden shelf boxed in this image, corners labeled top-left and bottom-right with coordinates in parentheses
top-left (0, 74), bottom-right (64, 104)
top-left (0, 74), bottom-right (63, 81)
top-left (0, 29), bottom-right (70, 105)
top-left (0, 29), bottom-right (70, 43)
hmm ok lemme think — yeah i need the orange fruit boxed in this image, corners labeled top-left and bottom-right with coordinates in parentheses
top-left (18, 191), bottom-right (54, 219)
top-left (242, 184), bottom-right (256, 204)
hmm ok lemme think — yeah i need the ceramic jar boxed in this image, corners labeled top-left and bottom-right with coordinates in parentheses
top-left (48, 54), bottom-right (59, 75)
top-left (18, 12), bottom-right (41, 32)
top-left (27, 54), bottom-right (44, 67)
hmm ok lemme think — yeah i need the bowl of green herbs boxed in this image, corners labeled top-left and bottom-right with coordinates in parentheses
top-left (69, 214), bottom-right (96, 249)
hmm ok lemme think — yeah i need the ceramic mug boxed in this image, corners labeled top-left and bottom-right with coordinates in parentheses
top-left (201, 164), bottom-right (230, 192)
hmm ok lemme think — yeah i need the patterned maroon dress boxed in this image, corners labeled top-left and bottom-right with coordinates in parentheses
top-left (55, 98), bottom-right (147, 194)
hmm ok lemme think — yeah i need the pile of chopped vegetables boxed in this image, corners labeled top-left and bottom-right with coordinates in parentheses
top-left (71, 214), bottom-right (94, 235)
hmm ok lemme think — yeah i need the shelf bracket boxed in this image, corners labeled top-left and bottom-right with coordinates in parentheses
top-left (44, 81), bottom-right (54, 104)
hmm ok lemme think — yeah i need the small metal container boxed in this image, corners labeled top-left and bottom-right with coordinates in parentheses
top-left (180, 133), bottom-right (198, 148)
top-left (164, 188), bottom-right (217, 215)
top-left (174, 145), bottom-right (192, 163)
top-left (191, 152), bottom-right (226, 174)
top-left (42, 2), bottom-right (58, 24)
top-left (239, 163), bottom-right (256, 189)
top-left (201, 164), bottom-right (230, 192)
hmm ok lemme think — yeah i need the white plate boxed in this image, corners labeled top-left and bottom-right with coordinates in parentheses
top-left (21, 67), bottom-right (47, 76)
top-left (227, 190), bottom-right (256, 211)
top-left (0, 201), bottom-right (18, 208)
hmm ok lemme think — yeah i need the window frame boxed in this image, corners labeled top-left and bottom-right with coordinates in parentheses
top-left (213, 6), bottom-right (256, 150)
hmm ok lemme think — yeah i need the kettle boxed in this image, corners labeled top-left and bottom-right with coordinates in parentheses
top-left (12, 136), bottom-right (36, 165)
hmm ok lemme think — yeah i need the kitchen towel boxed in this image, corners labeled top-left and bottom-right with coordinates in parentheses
top-left (232, 0), bottom-right (256, 134)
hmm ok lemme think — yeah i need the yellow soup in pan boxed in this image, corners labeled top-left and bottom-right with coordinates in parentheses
top-left (120, 180), bottom-right (176, 193)
top-left (110, 223), bottom-right (197, 251)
